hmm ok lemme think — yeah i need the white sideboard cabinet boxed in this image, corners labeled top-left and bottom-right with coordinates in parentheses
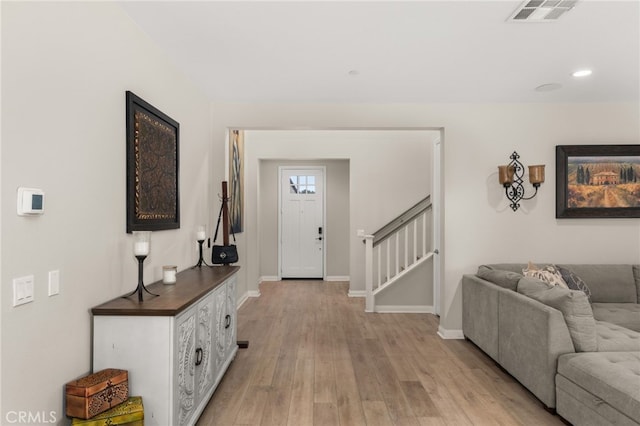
top-left (92, 266), bottom-right (239, 426)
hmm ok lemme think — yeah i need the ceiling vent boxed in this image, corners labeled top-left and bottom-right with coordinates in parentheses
top-left (509, 0), bottom-right (578, 22)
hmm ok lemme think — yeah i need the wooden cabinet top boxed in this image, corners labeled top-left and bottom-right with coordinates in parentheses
top-left (91, 266), bottom-right (240, 317)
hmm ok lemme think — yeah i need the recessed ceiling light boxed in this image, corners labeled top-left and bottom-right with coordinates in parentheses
top-left (535, 83), bottom-right (563, 92)
top-left (572, 69), bottom-right (592, 77)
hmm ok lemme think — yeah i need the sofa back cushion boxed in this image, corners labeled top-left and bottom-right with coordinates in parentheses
top-left (485, 263), bottom-right (528, 274)
top-left (559, 264), bottom-right (636, 303)
top-left (477, 265), bottom-right (523, 291)
top-left (517, 276), bottom-right (597, 352)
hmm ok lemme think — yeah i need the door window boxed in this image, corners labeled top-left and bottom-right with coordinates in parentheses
top-left (289, 176), bottom-right (316, 194)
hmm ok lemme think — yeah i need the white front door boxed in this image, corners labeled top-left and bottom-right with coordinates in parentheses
top-left (279, 167), bottom-right (325, 279)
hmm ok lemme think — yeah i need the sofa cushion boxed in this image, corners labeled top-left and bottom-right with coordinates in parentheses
top-left (523, 262), bottom-right (568, 288)
top-left (557, 352), bottom-right (640, 423)
top-left (556, 265), bottom-right (592, 301)
top-left (560, 264), bottom-right (637, 304)
top-left (477, 265), bottom-right (522, 291)
top-left (596, 320), bottom-right (640, 352)
top-left (517, 277), bottom-right (597, 352)
top-left (592, 303), bottom-right (640, 333)
top-left (556, 374), bottom-right (637, 426)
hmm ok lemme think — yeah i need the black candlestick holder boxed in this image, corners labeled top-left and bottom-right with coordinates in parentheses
top-left (193, 240), bottom-right (210, 268)
top-left (124, 255), bottom-right (159, 302)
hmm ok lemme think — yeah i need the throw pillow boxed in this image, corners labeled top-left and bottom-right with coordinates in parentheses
top-left (517, 276), bottom-right (552, 293)
top-left (517, 276), bottom-right (597, 352)
top-left (523, 261), bottom-right (569, 289)
top-left (477, 265), bottom-right (523, 291)
top-left (556, 265), bottom-right (592, 302)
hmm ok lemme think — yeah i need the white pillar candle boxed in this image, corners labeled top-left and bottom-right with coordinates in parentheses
top-left (163, 266), bottom-right (177, 284)
top-left (196, 226), bottom-right (206, 241)
top-left (134, 241), bottom-right (149, 256)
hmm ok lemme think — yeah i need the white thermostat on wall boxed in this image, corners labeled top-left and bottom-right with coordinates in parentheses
top-left (17, 187), bottom-right (45, 216)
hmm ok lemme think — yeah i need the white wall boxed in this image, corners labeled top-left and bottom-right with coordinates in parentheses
top-left (244, 130), bottom-right (434, 295)
top-left (375, 260), bottom-right (433, 311)
top-left (209, 102), bottom-right (640, 335)
top-left (1, 3), bottom-right (215, 420)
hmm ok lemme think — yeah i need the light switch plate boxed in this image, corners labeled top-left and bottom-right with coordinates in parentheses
top-left (13, 275), bottom-right (34, 306)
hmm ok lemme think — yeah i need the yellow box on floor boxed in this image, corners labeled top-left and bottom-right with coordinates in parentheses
top-left (70, 396), bottom-right (143, 426)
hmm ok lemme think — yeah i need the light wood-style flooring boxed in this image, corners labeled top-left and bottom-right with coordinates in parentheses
top-left (197, 280), bottom-right (565, 426)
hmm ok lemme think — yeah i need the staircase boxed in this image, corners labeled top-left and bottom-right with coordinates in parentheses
top-left (363, 196), bottom-right (434, 312)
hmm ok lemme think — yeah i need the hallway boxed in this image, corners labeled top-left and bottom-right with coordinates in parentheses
top-left (197, 280), bottom-right (563, 425)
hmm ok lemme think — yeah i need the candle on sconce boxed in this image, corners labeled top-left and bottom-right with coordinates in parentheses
top-left (196, 225), bottom-right (206, 242)
top-left (163, 265), bottom-right (177, 284)
top-left (528, 165), bottom-right (546, 186)
top-left (498, 165), bottom-right (515, 186)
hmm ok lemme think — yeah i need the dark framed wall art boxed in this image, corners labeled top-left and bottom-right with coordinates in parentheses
top-left (556, 144), bottom-right (640, 218)
top-left (229, 129), bottom-right (244, 233)
top-left (126, 91), bottom-right (180, 232)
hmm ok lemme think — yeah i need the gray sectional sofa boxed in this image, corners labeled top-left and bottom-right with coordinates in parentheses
top-left (462, 263), bottom-right (640, 426)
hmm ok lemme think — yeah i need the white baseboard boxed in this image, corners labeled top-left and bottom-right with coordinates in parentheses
top-left (259, 276), bottom-right (279, 283)
top-left (348, 290), bottom-right (366, 298)
top-left (325, 275), bottom-right (350, 282)
top-left (437, 326), bottom-right (465, 340)
top-left (374, 305), bottom-right (434, 314)
top-left (237, 292), bottom-right (249, 309)
top-left (237, 290), bottom-right (261, 309)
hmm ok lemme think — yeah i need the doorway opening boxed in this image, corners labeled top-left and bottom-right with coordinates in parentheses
top-left (240, 128), bottom-right (443, 315)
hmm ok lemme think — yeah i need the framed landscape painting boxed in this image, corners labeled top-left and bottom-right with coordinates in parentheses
top-left (556, 145), bottom-right (640, 218)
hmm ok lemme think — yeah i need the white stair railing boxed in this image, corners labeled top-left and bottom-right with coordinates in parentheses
top-left (364, 197), bottom-right (433, 312)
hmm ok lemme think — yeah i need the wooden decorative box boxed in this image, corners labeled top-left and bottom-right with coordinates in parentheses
top-left (65, 368), bottom-right (129, 419)
top-left (70, 396), bottom-right (144, 426)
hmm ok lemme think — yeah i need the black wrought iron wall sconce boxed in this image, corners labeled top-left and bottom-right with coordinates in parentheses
top-left (498, 151), bottom-right (545, 211)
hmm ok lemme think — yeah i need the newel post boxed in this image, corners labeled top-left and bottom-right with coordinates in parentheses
top-left (364, 234), bottom-right (374, 312)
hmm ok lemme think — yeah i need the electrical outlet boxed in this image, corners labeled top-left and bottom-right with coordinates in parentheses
top-left (48, 270), bottom-right (60, 296)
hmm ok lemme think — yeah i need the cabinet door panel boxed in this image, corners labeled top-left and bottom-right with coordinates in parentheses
top-left (197, 293), bottom-right (215, 400)
top-left (176, 307), bottom-right (197, 425)
top-left (225, 276), bottom-right (238, 359)
top-left (214, 284), bottom-right (227, 375)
